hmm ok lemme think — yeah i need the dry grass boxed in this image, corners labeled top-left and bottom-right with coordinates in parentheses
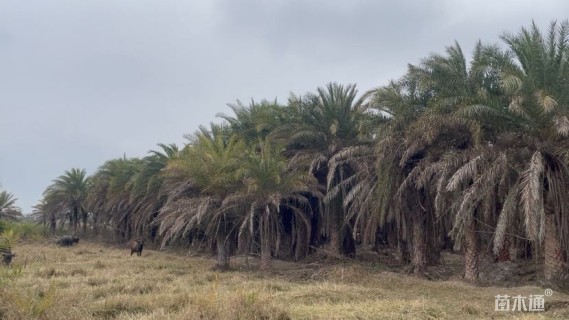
top-left (0, 241), bottom-right (568, 319)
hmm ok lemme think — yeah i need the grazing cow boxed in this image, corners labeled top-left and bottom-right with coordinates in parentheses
top-left (0, 247), bottom-right (15, 266)
top-left (55, 235), bottom-right (80, 247)
top-left (130, 239), bottom-right (145, 256)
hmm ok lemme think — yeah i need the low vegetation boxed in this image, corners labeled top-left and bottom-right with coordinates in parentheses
top-left (1, 241), bottom-right (568, 320)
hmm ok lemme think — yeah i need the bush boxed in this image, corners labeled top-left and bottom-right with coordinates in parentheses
top-left (0, 222), bottom-right (46, 241)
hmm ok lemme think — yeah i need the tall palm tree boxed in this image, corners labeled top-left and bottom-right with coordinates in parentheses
top-left (0, 191), bottom-right (22, 220)
top-left (278, 82), bottom-right (369, 256)
top-left (438, 21), bottom-right (569, 282)
top-left (491, 21), bottom-right (569, 282)
top-left (405, 41), bottom-right (507, 280)
top-left (360, 76), bottom-right (445, 275)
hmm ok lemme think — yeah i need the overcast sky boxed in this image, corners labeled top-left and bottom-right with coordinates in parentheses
top-left (0, 0), bottom-right (567, 213)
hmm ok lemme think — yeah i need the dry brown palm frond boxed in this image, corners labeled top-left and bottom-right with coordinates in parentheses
top-left (395, 161), bottom-right (428, 202)
top-left (451, 152), bottom-right (508, 243)
top-left (326, 174), bottom-right (358, 204)
top-left (415, 160), bottom-right (441, 190)
top-left (399, 138), bottom-right (426, 167)
top-left (493, 183), bottom-right (520, 254)
top-left (343, 173), bottom-right (374, 208)
top-left (553, 115), bottom-right (569, 137)
top-left (519, 151), bottom-right (544, 242)
top-left (433, 151), bottom-right (473, 216)
top-left (446, 155), bottom-right (483, 192)
top-left (309, 154), bottom-right (328, 174)
top-left (499, 73), bottom-right (523, 94)
top-left (156, 195), bottom-right (221, 247)
top-left (287, 151), bottom-right (315, 170)
top-left (535, 90), bottom-right (558, 113)
top-left (508, 96), bottom-right (528, 118)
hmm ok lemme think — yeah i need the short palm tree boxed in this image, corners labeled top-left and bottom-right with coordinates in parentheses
top-left (233, 140), bottom-right (322, 269)
top-left (128, 143), bottom-right (180, 239)
top-left (89, 158), bottom-right (143, 240)
top-left (44, 168), bottom-right (90, 233)
top-left (158, 124), bottom-right (246, 270)
top-left (0, 191), bottom-right (22, 220)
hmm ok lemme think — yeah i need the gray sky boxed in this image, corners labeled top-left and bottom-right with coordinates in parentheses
top-left (0, 0), bottom-right (567, 213)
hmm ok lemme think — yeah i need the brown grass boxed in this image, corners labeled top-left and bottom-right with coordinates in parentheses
top-left (0, 241), bottom-right (568, 319)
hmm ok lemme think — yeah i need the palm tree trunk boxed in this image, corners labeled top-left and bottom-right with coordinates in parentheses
top-left (294, 221), bottom-right (309, 261)
top-left (260, 208), bottom-right (271, 270)
top-left (496, 237), bottom-right (511, 262)
top-left (411, 213), bottom-right (426, 276)
top-left (544, 213), bottom-right (566, 281)
top-left (93, 212), bottom-right (99, 236)
top-left (72, 206), bottom-right (79, 232)
top-left (216, 232), bottom-right (230, 270)
top-left (328, 197), bottom-right (343, 255)
top-left (463, 216), bottom-right (479, 282)
top-left (426, 211), bottom-right (441, 266)
top-left (81, 209), bottom-right (87, 234)
top-left (50, 213), bottom-right (57, 234)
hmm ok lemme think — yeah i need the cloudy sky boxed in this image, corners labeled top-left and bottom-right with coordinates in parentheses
top-left (0, 0), bottom-right (567, 213)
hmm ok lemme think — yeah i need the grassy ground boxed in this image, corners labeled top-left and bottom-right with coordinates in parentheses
top-left (1, 241), bottom-right (568, 319)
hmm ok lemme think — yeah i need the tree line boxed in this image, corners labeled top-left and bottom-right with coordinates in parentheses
top-left (34, 21), bottom-right (569, 283)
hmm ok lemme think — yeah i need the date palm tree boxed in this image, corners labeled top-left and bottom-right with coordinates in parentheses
top-left (360, 76), bottom-right (444, 275)
top-left (86, 157), bottom-right (144, 240)
top-left (128, 143), bottom-right (180, 240)
top-left (44, 168), bottom-right (90, 233)
top-left (157, 124), bottom-right (246, 270)
top-left (492, 21), bottom-right (569, 282)
top-left (0, 191), bottom-right (22, 220)
top-left (405, 41), bottom-right (507, 280)
top-left (232, 140), bottom-right (322, 269)
top-left (277, 83), bottom-right (369, 256)
top-left (437, 21), bottom-right (569, 282)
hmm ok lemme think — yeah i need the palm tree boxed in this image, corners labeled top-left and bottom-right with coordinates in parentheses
top-left (128, 143), bottom-right (180, 240)
top-left (278, 83), bottom-right (369, 256)
top-left (360, 76), bottom-right (445, 275)
top-left (232, 140), bottom-right (322, 269)
top-left (404, 41), bottom-right (507, 280)
top-left (158, 124), bottom-right (246, 270)
top-left (217, 99), bottom-right (287, 145)
top-left (32, 194), bottom-right (63, 234)
top-left (87, 158), bottom-right (143, 240)
top-left (0, 191), bottom-right (22, 220)
top-left (436, 21), bottom-right (569, 282)
top-left (492, 21), bottom-right (569, 282)
top-left (44, 168), bottom-right (90, 233)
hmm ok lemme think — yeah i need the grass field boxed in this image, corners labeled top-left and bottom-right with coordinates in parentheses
top-left (1, 241), bottom-right (568, 319)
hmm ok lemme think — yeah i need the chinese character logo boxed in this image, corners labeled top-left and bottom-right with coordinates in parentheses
top-left (495, 289), bottom-right (550, 312)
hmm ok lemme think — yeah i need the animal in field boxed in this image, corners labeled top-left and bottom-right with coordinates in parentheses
top-left (0, 247), bottom-right (16, 266)
top-left (130, 239), bottom-right (145, 256)
top-left (55, 235), bottom-right (80, 247)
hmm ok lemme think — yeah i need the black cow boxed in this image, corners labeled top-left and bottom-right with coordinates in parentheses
top-left (55, 236), bottom-right (80, 247)
top-left (130, 239), bottom-right (145, 256)
top-left (0, 247), bottom-right (15, 266)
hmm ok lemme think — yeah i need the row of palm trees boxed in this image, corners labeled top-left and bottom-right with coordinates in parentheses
top-left (35, 21), bottom-right (569, 283)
